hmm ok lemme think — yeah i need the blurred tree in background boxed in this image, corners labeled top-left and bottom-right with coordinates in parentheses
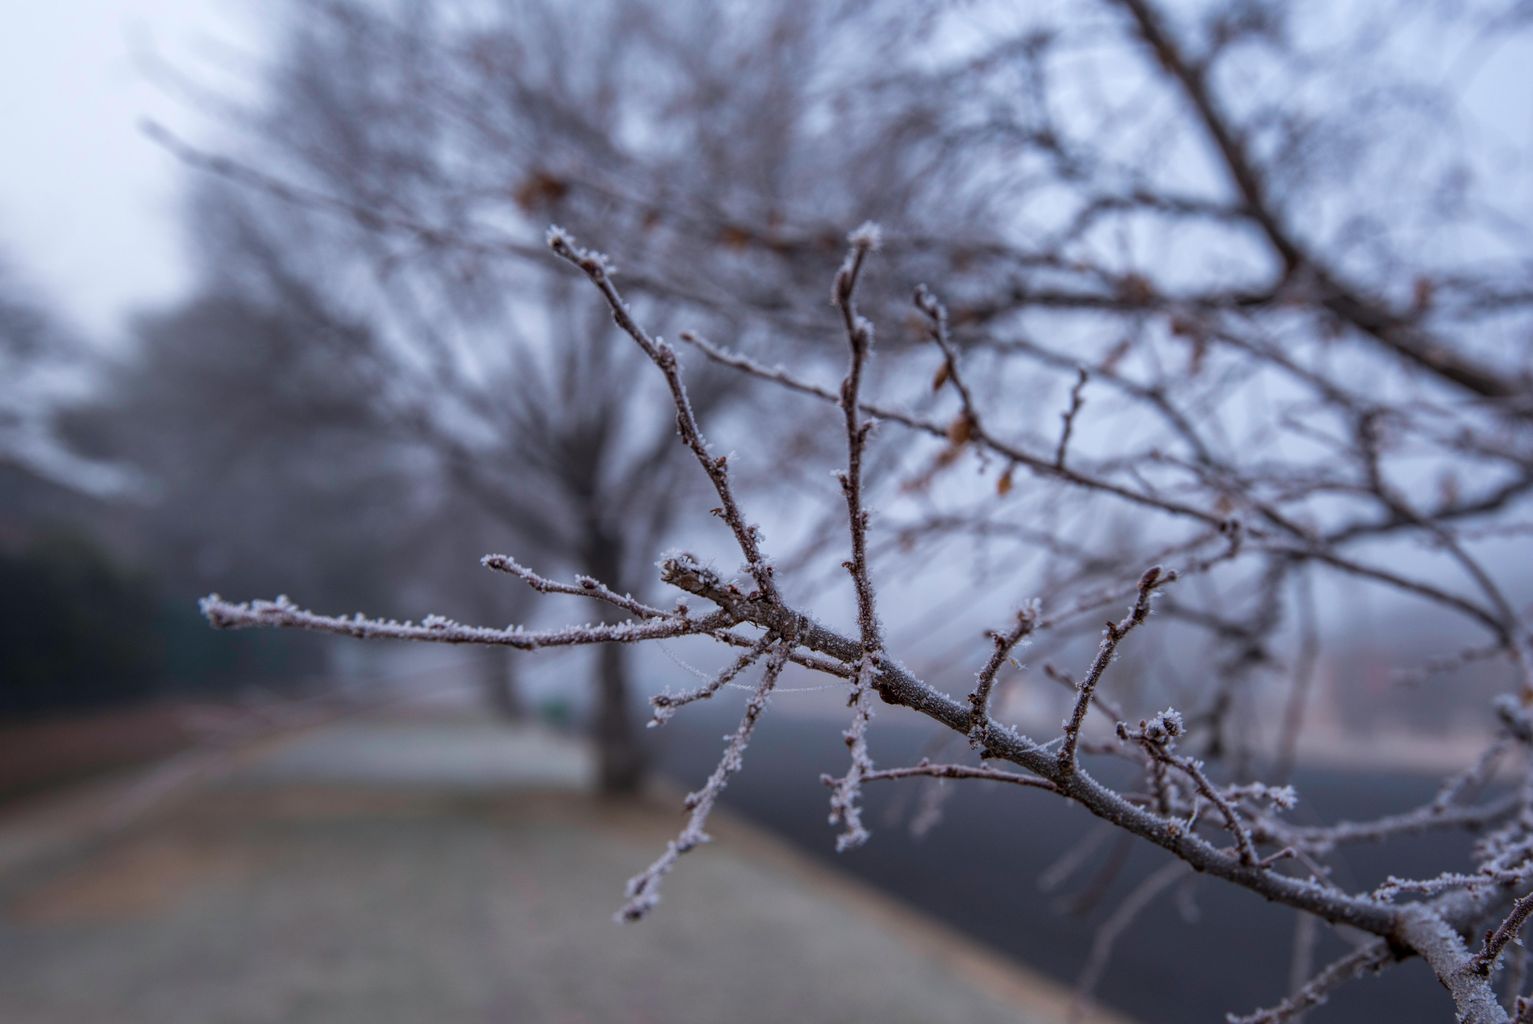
top-left (139, 0), bottom-right (983, 792)
top-left (180, 1), bottom-right (1533, 1018)
top-left (6, 0), bottom-right (1533, 1010)
top-left (9, 0), bottom-right (1532, 767)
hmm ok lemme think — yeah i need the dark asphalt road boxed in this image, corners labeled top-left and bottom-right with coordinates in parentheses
top-left (651, 701), bottom-right (1483, 1024)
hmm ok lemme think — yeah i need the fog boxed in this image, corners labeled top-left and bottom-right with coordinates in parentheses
top-left (4, 3), bottom-right (1533, 1023)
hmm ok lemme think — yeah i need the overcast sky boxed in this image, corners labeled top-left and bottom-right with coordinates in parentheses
top-left (0, 1), bottom-right (262, 339)
top-left (3, 3), bottom-right (1529, 344)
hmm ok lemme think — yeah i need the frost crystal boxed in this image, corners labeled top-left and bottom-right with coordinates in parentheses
top-left (825, 657), bottom-right (878, 852)
top-left (1144, 707), bottom-right (1185, 745)
top-left (847, 221), bottom-right (883, 252)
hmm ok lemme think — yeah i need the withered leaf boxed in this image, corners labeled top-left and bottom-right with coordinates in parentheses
top-left (932, 361), bottom-right (952, 392)
top-left (947, 411), bottom-right (976, 445)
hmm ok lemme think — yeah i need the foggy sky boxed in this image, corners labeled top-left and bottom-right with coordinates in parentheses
top-left (2, 2), bottom-right (1529, 347)
top-left (0, 1), bottom-right (261, 339)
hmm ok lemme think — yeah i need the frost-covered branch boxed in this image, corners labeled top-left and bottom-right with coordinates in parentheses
top-left (649, 631), bottom-right (775, 726)
top-left (1226, 941), bottom-right (1392, 1024)
top-left (481, 553), bottom-right (672, 619)
top-left (967, 603), bottom-right (1040, 746)
top-left (200, 593), bottom-right (731, 649)
top-left (1395, 903), bottom-right (1511, 1024)
top-left (1059, 566), bottom-right (1174, 773)
top-left (858, 758), bottom-right (1059, 793)
top-left (546, 228), bottom-right (780, 602)
top-left (1473, 889), bottom-right (1533, 979)
top-left (822, 225), bottom-right (886, 852)
top-left (824, 657), bottom-right (877, 851)
top-left (1053, 366), bottom-right (1089, 471)
top-left (621, 641), bottom-right (792, 920)
top-left (656, 550), bottom-right (1398, 936)
top-left (834, 224), bottom-right (884, 653)
top-left (199, 205), bottom-right (1533, 1020)
top-left (1121, 710), bottom-right (1260, 866)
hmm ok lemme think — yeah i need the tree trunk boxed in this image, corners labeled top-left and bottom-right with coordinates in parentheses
top-left (586, 529), bottom-right (648, 795)
top-left (477, 646), bottom-right (526, 720)
top-left (593, 638), bottom-right (646, 794)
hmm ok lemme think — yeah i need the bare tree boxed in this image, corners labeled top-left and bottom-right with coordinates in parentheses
top-left (147, 0), bottom-right (964, 792)
top-left (69, 286), bottom-right (549, 711)
top-left (185, 0), bottom-right (1533, 1019)
top-left (0, 254), bottom-right (132, 498)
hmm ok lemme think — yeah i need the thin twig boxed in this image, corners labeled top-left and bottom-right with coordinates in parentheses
top-left (620, 641), bottom-right (791, 920)
top-left (1059, 566), bottom-right (1174, 773)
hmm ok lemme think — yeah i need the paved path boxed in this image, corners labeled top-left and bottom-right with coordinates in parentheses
top-left (0, 715), bottom-right (1127, 1024)
top-left (656, 704), bottom-right (1462, 1024)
